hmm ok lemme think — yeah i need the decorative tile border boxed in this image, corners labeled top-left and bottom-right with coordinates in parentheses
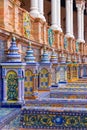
top-left (20, 107), bottom-right (87, 129)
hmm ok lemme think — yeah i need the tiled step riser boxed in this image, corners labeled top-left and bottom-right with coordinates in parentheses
top-left (20, 108), bottom-right (87, 129)
top-left (50, 83), bottom-right (87, 99)
top-left (25, 99), bottom-right (87, 108)
top-left (50, 93), bottom-right (87, 99)
top-left (26, 103), bottom-right (87, 108)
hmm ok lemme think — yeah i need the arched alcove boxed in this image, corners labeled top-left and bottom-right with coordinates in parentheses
top-left (6, 71), bottom-right (18, 101)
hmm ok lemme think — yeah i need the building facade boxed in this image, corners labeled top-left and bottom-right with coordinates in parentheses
top-left (0, 0), bottom-right (87, 129)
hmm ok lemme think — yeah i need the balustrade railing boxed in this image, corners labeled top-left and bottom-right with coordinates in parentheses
top-left (0, 0), bottom-right (86, 57)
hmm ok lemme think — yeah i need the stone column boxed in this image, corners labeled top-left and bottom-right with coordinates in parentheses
top-left (76, 4), bottom-right (82, 42)
top-left (76, 2), bottom-right (85, 42)
top-left (51, 0), bottom-right (58, 30)
top-left (66, 0), bottom-right (74, 38)
top-left (70, 0), bottom-right (73, 36)
top-left (18, 78), bottom-right (22, 102)
top-left (30, 0), bottom-right (40, 18)
top-left (57, 0), bottom-right (62, 32)
top-left (3, 78), bottom-right (7, 102)
top-left (81, 5), bottom-right (85, 41)
top-left (38, 0), bottom-right (46, 21)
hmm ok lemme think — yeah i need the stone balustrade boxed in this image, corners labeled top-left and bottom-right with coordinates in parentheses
top-left (0, 0), bottom-right (86, 59)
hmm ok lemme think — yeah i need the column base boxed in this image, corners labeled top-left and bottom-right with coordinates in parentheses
top-left (39, 14), bottom-right (46, 22)
top-left (22, 99), bottom-right (25, 104)
top-left (78, 59), bottom-right (82, 63)
top-left (18, 100), bottom-right (23, 103)
top-left (57, 27), bottom-right (62, 32)
top-left (2, 100), bottom-right (7, 103)
top-left (30, 10), bottom-right (40, 18)
top-left (76, 39), bottom-right (85, 43)
top-left (65, 33), bottom-right (74, 39)
top-left (50, 24), bottom-right (58, 30)
top-left (33, 91), bottom-right (38, 99)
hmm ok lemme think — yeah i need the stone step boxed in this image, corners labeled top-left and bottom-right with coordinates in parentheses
top-left (50, 84), bottom-right (87, 99)
top-left (50, 90), bottom-right (87, 99)
top-left (25, 98), bottom-right (87, 108)
top-left (0, 108), bottom-right (21, 129)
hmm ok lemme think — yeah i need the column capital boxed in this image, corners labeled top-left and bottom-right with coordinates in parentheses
top-left (76, 0), bottom-right (85, 4)
top-left (76, 0), bottom-right (85, 9)
top-left (76, 3), bottom-right (85, 10)
top-left (76, 3), bottom-right (83, 9)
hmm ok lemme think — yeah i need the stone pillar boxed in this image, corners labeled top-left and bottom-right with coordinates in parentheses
top-left (3, 78), bottom-right (7, 102)
top-left (76, 2), bottom-right (85, 42)
top-left (43, 23), bottom-right (47, 44)
top-left (60, 33), bottom-right (64, 50)
top-left (81, 5), bottom-right (85, 41)
top-left (51, 0), bottom-right (58, 30)
top-left (21, 78), bottom-right (24, 102)
top-left (33, 73), bottom-right (38, 98)
top-left (80, 42), bottom-right (84, 55)
top-left (76, 4), bottom-right (82, 41)
top-left (70, 0), bottom-right (73, 36)
top-left (30, 0), bottom-right (40, 18)
top-left (66, 0), bottom-right (74, 38)
top-left (34, 18), bottom-right (42, 43)
top-left (58, 65), bottom-right (67, 87)
top-left (54, 30), bottom-right (59, 49)
top-left (57, 0), bottom-right (62, 32)
top-left (18, 78), bottom-right (22, 102)
top-left (38, 0), bottom-right (46, 21)
top-left (14, 0), bottom-right (21, 33)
